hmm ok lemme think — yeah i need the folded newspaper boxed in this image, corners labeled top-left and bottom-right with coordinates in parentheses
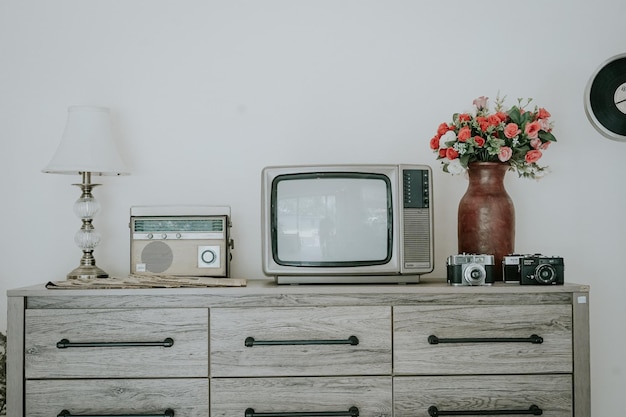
top-left (46, 274), bottom-right (247, 289)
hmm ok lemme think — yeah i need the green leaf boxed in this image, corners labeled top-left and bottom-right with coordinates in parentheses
top-left (538, 131), bottom-right (557, 142)
top-left (508, 107), bottom-right (521, 125)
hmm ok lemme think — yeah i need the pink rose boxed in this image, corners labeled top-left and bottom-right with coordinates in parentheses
top-left (539, 118), bottom-right (551, 131)
top-left (530, 138), bottom-right (542, 149)
top-left (540, 141), bottom-right (551, 150)
top-left (524, 121), bottom-right (541, 139)
top-left (504, 123), bottom-right (521, 139)
top-left (498, 146), bottom-right (513, 162)
top-left (525, 149), bottom-right (542, 163)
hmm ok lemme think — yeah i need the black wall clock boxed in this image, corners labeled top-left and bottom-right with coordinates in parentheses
top-left (584, 53), bottom-right (626, 142)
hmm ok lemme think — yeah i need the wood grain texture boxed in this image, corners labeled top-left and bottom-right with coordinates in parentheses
top-left (26, 379), bottom-right (208, 417)
top-left (210, 377), bottom-right (392, 417)
top-left (17, 280), bottom-right (586, 309)
top-left (25, 308), bottom-right (208, 378)
top-left (211, 306), bottom-right (391, 377)
top-left (572, 291), bottom-right (591, 416)
top-left (6, 297), bottom-right (24, 417)
top-left (394, 304), bottom-right (572, 374)
top-left (394, 375), bottom-right (572, 417)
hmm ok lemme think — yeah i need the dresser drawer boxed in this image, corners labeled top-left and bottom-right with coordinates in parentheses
top-left (26, 379), bottom-right (208, 417)
top-left (211, 306), bottom-right (391, 376)
top-left (25, 308), bottom-right (208, 378)
top-left (394, 375), bottom-right (572, 417)
top-left (394, 304), bottom-right (572, 374)
top-left (211, 377), bottom-right (392, 417)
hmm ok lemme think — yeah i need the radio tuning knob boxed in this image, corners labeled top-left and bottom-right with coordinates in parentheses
top-left (147, 233), bottom-right (153, 239)
top-left (161, 233), bottom-right (167, 239)
top-left (176, 233), bottom-right (182, 239)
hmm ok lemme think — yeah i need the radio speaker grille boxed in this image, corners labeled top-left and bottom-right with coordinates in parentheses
top-left (403, 209), bottom-right (431, 263)
top-left (141, 241), bottom-right (174, 273)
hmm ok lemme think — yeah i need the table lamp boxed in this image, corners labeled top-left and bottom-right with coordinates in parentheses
top-left (43, 105), bottom-right (129, 279)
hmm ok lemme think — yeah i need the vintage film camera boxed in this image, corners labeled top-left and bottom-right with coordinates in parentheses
top-left (503, 254), bottom-right (564, 285)
top-left (130, 205), bottom-right (233, 277)
top-left (447, 253), bottom-right (495, 286)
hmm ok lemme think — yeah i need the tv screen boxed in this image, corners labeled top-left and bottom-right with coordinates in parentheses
top-left (272, 173), bottom-right (392, 266)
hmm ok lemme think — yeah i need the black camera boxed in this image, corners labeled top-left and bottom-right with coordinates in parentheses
top-left (503, 254), bottom-right (564, 285)
top-left (447, 253), bottom-right (495, 286)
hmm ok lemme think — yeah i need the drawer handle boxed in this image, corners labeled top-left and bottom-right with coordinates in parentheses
top-left (245, 406), bottom-right (359, 417)
top-left (57, 409), bottom-right (175, 417)
top-left (56, 337), bottom-right (174, 349)
top-left (244, 335), bottom-right (359, 347)
top-left (427, 334), bottom-right (543, 345)
top-left (428, 404), bottom-right (542, 416)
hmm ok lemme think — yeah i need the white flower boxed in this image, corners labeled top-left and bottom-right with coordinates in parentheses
top-left (446, 159), bottom-right (465, 175)
top-left (453, 142), bottom-right (467, 155)
top-left (441, 130), bottom-right (457, 142)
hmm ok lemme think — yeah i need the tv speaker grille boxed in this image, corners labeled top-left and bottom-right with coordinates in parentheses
top-left (403, 209), bottom-right (431, 263)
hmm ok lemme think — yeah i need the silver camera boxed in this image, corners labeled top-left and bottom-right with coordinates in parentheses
top-left (447, 253), bottom-right (495, 286)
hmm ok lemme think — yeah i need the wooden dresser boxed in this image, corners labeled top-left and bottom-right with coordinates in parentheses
top-left (6, 280), bottom-right (590, 417)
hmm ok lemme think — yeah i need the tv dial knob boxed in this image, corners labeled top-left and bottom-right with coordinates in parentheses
top-left (176, 233), bottom-right (182, 239)
top-left (147, 233), bottom-right (153, 239)
top-left (161, 233), bottom-right (167, 239)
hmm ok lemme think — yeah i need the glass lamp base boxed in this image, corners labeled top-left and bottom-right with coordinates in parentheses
top-left (67, 264), bottom-right (109, 280)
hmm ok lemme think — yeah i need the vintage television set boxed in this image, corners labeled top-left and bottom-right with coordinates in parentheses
top-left (262, 164), bottom-right (434, 284)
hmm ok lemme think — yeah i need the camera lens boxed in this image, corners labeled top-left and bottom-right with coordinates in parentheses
top-left (535, 264), bottom-right (556, 284)
top-left (463, 263), bottom-right (486, 285)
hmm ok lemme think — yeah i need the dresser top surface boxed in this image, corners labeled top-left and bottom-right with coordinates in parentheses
top-left (8, 278), bottom-right (589, 298)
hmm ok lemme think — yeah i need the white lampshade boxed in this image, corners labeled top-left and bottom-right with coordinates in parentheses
top-left (43, 105), bottom-right (129, 175)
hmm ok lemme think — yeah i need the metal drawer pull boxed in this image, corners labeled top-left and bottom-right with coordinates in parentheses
top-left (427, 334), bottom-right (543, 345)
top-left (428, 404), bottom-right (543, 416)
top-left (56, 337), bottom-right (174, 349)
top-left (244, 335), bottom-right (359, 347)
top-left (57, 409), bottom-right (175, 417)
top-left (245, 406), bottom-right (359, 417)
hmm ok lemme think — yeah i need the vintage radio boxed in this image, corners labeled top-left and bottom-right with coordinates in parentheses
top-left (130, 205), bottom-right (233, 277)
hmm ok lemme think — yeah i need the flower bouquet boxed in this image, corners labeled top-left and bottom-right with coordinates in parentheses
top-left (429, 95), bottom-right (557, 178)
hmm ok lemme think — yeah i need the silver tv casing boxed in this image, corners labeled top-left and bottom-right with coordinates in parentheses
top-left (261, 164), bottom-right (434, 284)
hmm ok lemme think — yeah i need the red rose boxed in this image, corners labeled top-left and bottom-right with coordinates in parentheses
top-left (430, 135), bottom-right (440, 150)
top-left (525, 149), bottom-right (542, 163)
top-left (458, 126), bottom-right (471, 142)
top-left (437, 122), bottom-right (450, 136)
top-left (487, 114), bottom-right (501, 127)
top-left (476, 116), bottom-right (490, 132)
top-left (459, 113), bottom-right (472, 122)
top-left (446, 148), bottom-right (459, 160)
top-left (473, 136), bottom-right (485, 147)
top-left (496, 111), bottom-right (509, 123)
top-left (438, 148), bottom-right (447, 158)
top-left (537, 108), bottom-right (551, 119)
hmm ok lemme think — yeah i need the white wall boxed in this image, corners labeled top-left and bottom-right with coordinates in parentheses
top-left (1, 0), bottom-right (624, 414)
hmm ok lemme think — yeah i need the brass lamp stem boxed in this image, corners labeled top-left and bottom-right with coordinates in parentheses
top-left (66, 171), bottom-right (109, 279)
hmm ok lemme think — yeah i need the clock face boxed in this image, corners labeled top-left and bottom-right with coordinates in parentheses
top-left (584, 54), bottom-right (626, 142)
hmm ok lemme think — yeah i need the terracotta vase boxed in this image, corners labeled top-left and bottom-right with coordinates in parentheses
top-left (457, 162), bottom-right (515, 281)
